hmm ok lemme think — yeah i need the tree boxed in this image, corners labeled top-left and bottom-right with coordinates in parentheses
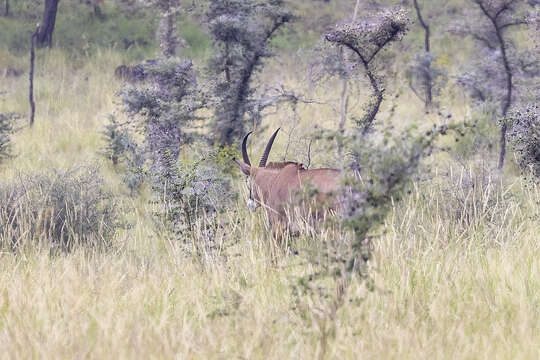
top-left (454, 0), bottom-right (529, 169)
top-left (36, 0), bottom-right (61, 48)
top-left (4, 0), bottom-right (9, 17)
top-left (207, 0), bottom-right (293, 146)
top-left (308, 1), bottom-right (363, 157)
top-left (407, 0), bottom-right (446, 111)
top-left (297, 8), bottom-right (469, 357)
top-left (325, 6), bottom-right (409, 134)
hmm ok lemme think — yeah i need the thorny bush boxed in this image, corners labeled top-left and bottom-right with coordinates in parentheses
top-left (116, 57), bottom-right (232, 250)
top-left (0, 112), bottom-right (18, 164)
top-left (0, 167), bottom-right (119, 252)
top-left (508, 104), bottom-right (540, 178)
top-left (151, 147), bottom-right (231, 255)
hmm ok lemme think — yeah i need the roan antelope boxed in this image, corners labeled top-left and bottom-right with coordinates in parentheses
top-left (233, 128), bottom-right (341, 233)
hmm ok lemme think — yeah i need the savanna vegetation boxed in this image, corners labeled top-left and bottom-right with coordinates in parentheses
top-left (0, 0), bottom-right (539, 358)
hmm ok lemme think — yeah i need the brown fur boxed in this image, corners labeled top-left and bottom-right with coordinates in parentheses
top-left (249, 163), bottom-right (341, 232)
top-left (264, 161), bottom-right (306, 170)
top-left (234, 129), bottom-right (341, 234)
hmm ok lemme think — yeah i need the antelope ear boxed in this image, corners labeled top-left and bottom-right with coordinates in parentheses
top-left (233, 158), bottom-right (251, 176)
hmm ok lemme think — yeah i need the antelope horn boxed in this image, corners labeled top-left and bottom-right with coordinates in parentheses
top-left (241, 131), bottom-right (252, 166)
top-left (259, 128), bottom-right (280, 167)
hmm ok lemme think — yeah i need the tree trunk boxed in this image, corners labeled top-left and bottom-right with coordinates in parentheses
top-left (30, 27), bottom-right (38, 126)
top-left (4, 0), bottom-right (9, 17)
top-left (413, 0), bottom-right (433, 110)
top-left (36, 0), bottom-right (60, 48)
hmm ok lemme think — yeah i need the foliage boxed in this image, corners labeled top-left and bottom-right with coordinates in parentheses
top-left (299, 126), bottom-right (440, 282)
top-left (117, 56), bottom-right (232, 248)
top-left (0, 167), bottom-right (119, 251)
top-left (215, 143), bottom-right (241, 176)
top-left (324, 7), bottom-right (409, 64)
top-left (120, 57), bottom-right (205, 173)
top-left (101, 114), bottom-right (130, 166)
top-left (343, 125), bottom-right (450, 278)
top-left (101, 114), bottom-right (144, 193)
top-left (151, 148), bottom-right (231, 251)
top-left (207, 0), bottom-right (293, 145)
top-left (508, 104), bottom-right (540, 178)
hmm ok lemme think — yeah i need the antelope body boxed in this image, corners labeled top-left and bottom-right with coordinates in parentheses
top-left (234, 129), bottom-right (341, 232)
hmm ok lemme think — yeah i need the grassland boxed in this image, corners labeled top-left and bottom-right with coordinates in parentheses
top-left (1, 1), bottom-right (539, 359)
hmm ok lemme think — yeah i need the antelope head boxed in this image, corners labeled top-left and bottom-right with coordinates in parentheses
top-left (233, 128), bottom-right (281, 211)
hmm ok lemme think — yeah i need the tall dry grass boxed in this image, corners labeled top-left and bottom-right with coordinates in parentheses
top-left (0, 48), bottom-right (538, 359)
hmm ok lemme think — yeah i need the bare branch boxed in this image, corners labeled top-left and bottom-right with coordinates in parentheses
top-left (500, 20), bottom-right (527, 29)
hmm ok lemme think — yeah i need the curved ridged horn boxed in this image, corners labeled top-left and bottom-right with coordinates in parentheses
top-left (259, 128), bottom-right (280, 167)
top-left (241, 131), bottom-right (252, 166)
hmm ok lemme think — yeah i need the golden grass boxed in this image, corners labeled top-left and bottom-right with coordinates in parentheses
top-left (0, 48), bottom-right (539, 359)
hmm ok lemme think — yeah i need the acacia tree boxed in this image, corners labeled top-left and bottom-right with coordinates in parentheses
top-left (298, 8), bottom-right (469, 356)
top-left (295, 9), bottom-right (414, 355)
top-left (36, 0), bottom-right (60, 48)
top-left (407, 0), bottom-right (446, 111)
top-left (207, 0), bottom-right (293, 146)
top-left (455, 0), bottom-right (529, 169)
top-left (323, 5), bottom-right (410, 279)
top-left (309, 0), bottom-right (362, 156)
top-left (325, 7), bottom-right (409, 134)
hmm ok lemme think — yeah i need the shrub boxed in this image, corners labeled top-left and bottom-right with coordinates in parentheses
top-left (0, 112), bottom-right (17, 164)
top-left (508, 104), bottom-right (540, 178)
top-left (101, 114), bottom-right (132, 167)
top-left (116, 56), bottom-right (232, 252)
top-left (0, 167), bottom-right (119, 252)
top-left (339, 126), bottom-right (443, 278)
top-left (101, 114), bottom-right (144, 193)
top-left (151, 148), bottom-right (231, 254)
top-left (434, 163), bottom-right (509, 234)
top-left (120, 57), bottom-right (205, 172)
